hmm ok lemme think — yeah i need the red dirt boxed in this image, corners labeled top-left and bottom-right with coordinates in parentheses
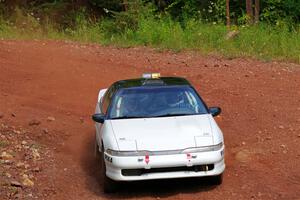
top-left (0, 40), bottom-right (300, 200)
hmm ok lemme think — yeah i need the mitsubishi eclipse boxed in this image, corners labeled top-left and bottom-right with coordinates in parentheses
top-left (92, 73), bottom-right (225, 192)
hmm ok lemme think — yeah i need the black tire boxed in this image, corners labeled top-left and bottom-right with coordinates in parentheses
top-left (99, 145), bottom-right (118, 193)
top-left (95, 141), bottom-right (100, 158)
top-left (211, 173), bottom-right (223, 185)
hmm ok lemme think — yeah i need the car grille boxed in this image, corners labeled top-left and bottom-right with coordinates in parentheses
top-left (122, 164), bottom-right (214, 176)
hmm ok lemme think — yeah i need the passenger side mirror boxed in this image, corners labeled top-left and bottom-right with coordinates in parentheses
top-left (208, 107), bottom-right (221, 117)
top-left (92, 113), bottom-right (105, 123)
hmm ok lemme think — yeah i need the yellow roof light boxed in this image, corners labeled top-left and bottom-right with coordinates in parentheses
top-left (142, 73), bottom-right (161, 79)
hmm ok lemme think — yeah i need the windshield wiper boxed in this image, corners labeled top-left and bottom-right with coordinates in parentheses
top-left (111, 113), bottom-right (198, 119)
top-left (111, 116), bottom-right (149, 120)
top-left (153, 113), bottom-right (193, 118)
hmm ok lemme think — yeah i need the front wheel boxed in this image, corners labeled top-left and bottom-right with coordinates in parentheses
top-left (94, 141), bottom-right (100, 158)
top-left (100, 147), bottom-right (118, 193)
top-left (210, 173), bottom-right (223, 185)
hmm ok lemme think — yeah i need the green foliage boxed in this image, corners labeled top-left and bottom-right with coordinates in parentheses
top-left (98, 14), bottom-right (300, 63)
top-left (89, 0), bottom-right (124, 12)
top-left (100, 0), bottom-right (156, 35)
top-left (261, 0), bottom-right (300, 25)
top-left (1, 0), bottom-right (300, 26)
top-left (152, 0), bottom-right (226, 24)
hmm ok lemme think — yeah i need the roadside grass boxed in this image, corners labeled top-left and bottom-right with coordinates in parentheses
top-left (116, 18), bottom-right (300, 63)
top-left (0, 15), bottom-right (299, 63)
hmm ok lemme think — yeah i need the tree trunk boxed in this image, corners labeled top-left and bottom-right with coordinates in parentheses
top-left (123, 0), bottom-right (128, 11)
top-left (246, 0), bottom-right (253, 24)
top-left (5, 0), bottom-right (18, 9)
top-left (226, 0), bottom-right (231, 28)
top-left (254, 0), bottom-right (260, 23)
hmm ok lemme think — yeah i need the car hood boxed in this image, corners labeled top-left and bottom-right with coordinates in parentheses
top-left (110, 114), bottom-right (214, 151)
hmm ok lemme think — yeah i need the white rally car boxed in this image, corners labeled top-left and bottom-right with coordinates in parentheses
top-left (92, 73), bottom-right (225, 192)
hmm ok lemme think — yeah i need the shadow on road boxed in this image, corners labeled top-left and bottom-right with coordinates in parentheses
top-left (80, 131), bottom-right (217, 199)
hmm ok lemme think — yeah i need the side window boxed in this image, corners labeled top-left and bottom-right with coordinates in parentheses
top-left (101, 86), bottom-right (115, 114)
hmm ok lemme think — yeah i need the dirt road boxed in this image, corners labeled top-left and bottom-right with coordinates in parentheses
top-left (0, 40), bottom-right (300, 200)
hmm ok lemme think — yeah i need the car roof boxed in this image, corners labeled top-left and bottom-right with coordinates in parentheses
top-left (113, 77), bottom-right (191, 89)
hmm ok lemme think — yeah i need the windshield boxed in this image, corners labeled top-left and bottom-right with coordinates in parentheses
top-left (108, 86), bottom-right (208, 119)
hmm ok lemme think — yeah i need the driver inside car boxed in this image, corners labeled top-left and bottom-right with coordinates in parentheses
top-left (165, 92), bottom-right (185, 108)
top-left (120, 96), bottom-right (140, 117)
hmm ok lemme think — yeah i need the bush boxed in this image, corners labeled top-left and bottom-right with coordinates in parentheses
top-left (261, 0), bottom-right (300, 25)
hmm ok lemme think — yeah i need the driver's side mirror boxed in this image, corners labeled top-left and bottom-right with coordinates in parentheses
top-left (208, 107), bottom-right (221, 117)
top-left (92, 113), bottom-right (105, 123)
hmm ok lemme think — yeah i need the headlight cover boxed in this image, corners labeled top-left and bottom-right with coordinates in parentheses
top-left (182, 142), bottom-right (223, 154)
top-left (105, 149), bottom-right (148, 157)
top-left (105, 142), bottom-right (224, 157)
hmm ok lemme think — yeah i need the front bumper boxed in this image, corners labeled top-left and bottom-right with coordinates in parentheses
top-left (104, 147), bottom-right (225, 181)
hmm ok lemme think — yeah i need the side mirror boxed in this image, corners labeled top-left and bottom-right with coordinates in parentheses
top-left (208, 107), bottom-right (221, 117)
top-left (92, 113), bottom-right (105, 123)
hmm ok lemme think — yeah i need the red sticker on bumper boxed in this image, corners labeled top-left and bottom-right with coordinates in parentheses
top-left (186, 153), bottom-right (192, 160)
top-left (145, 155), bottom-right (149, 164)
